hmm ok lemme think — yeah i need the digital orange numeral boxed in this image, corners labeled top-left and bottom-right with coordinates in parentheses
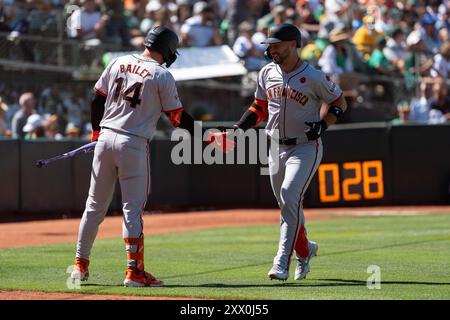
top-left (318, 164), bottom-right (340, 202)
top-left (362, 161), bottom-right (384, 199)
top-left (342, 162), bottom-right (362, 201)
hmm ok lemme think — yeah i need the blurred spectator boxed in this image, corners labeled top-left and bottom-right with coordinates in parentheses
top-left (181, 1), bottom-right (221, 47)
top-left (257, 3), bottom-right (289, 31)
top-left (323, 0), bottom-right (352, 31)
top-left (63, 91), bottom-right (84, 128)
top-left (232, 21), bottom-right (267, 71)
top-left (318, 28), bottom-right (355, 83)
top-left (153, 5), bottom-right (179, 32)
top-left (295, 0), bottom-right (320, 33)
top-left (403, 30), bottom-right (434, 92)
top-left (428, 83), bottom-right (450, 124)
top-left (12, 92), bottom-right (36, 139)
top-left (226, 0), bottom-right (266, 45)
top-left (374, 7), bottom-right (392, 34)
top-left (383, 28), bottom-right (406, 72)
top-left (42, 114), bottom-right (63, 140)
top-left (408, 82), bottom-right (433, 123)
top-left (39, 85), bottom-right (65, 117)
top-left (140, 0), bottom-right (162, 34)
top-left (368, 37), bottom-right (394, 75)
top-left (430, 41), bottom-right (450, 79)
top-left (426, 0), bottom-right (441, 22)
top-left (22, 113), bottom-right (45, 140)
top-left (65, 122), bottom-right (81, 139)
top-left (7, 0), bottom-right (30, 35)
top-left (101, 0), bottom-right (130, 46)
top-left (28, 0), bottom-right (57, 36)
top-left (29, 0), bottom-right (58, 63)
top-left (436, 4), bottom-right (449, 41)
top-left (0, 96), bottom-right (11, 137)
top-left (67, 0), bottom-right (104, 41)
top-left (352, 15), bottom-right (382, 61)
top-left (0, 0), bottom-right (10, 32)
top-left (420, 13), bottom-right (441, 54)
top-left (301, 27), bottom-right (329, 65)
top-left (176, 0), bottom-right (193, 28)
top-left (287, 12), bottom-right (311, 45)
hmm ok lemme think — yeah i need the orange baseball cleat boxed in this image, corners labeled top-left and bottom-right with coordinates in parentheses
top-left (123, 268), bottom-right (164, 287)
top-left (71, 257), bottom-right (90, 281)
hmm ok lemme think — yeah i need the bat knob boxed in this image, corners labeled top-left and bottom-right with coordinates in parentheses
top-left (36, 160), bottom-right (44, 168)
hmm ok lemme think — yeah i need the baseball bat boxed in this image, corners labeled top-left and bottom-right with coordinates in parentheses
top-left (36, 141), bottom-right (97, 168)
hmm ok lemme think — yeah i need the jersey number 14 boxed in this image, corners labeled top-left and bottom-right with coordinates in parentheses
top-left (113, 77), bottom-right (142, 108)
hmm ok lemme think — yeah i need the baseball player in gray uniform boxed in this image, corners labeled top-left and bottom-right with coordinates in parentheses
top-left (231, 24), bottom-right (348, 281)
top-left (70, 27), bottom-right (210, 287)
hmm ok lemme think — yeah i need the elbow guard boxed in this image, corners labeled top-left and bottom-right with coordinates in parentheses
top-left (328, 105), bottom-right (344, 119)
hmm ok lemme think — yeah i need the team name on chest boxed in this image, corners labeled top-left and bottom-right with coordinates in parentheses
top-left (119, 64), bottom-right (151, 78)
top-left (266, 85), bottom-right (309, 106)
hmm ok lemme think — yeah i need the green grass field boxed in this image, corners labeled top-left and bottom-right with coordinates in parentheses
top-left (1, 213), bottom-right (450, 299)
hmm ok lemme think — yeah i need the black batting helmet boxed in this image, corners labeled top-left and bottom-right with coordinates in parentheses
top-left (144, 26), bottom-right (179, 67)
top-left (261, 24), bottom-right (302, 60)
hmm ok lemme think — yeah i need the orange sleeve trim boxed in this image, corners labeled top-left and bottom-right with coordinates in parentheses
top-left (253, 99), bottom-right (268, 121)
top-left (328, 92), bottom-right (343, 105)
top-left (254, 98), bottom-right (268, 109)
top-left (94, 88), bottom-right (107, 97)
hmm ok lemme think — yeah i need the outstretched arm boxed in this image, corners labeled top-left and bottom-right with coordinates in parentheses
top-left (233, 99), bottom-right (268, 130)
top-left (164, 108), bottom-right (235, 153)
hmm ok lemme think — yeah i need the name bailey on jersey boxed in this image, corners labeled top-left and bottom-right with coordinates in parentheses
top-left (119, 64), bottom-right (152, 78)
top-left (266, 85), bottom-right (309, 106)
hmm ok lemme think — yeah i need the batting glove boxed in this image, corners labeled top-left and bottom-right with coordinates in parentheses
top-left (304, 120), bottom-right (327, 141)
top-left (206, 131), bottom-right (236, 154)
top-left (91, 130), bottom-right (100, 142)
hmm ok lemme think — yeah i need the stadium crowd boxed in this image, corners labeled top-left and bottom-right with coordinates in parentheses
top-left (0, 0), bottom-right (449, 139)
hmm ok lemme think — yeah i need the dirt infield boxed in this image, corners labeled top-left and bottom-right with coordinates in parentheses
top-left (0, 206), bottom-right (449, 300)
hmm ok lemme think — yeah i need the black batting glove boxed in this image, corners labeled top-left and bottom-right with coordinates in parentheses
top-left (304, 120), bottom-right (328, 141)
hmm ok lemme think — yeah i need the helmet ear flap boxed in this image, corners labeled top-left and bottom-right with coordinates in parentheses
top-left (165, 51), bottom-right (178, 67)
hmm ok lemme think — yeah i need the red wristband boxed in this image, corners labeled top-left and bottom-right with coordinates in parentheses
top-left (91, 130), bottom-right (100, 142)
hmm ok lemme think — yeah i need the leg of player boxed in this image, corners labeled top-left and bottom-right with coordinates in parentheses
top-left (292, 140), bottom-right (322, 281)
top-left (116, 135), bottom-right (163, 287)
top-left (71, 134), bottom-right (117, 281)
top-left (267, 145), bottom-right (289, 280)
top-left (268, 140), bottom-right (322, 281)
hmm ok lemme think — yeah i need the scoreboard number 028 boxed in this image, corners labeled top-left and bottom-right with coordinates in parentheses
top-left (318, 160), bottom-right (384, 203)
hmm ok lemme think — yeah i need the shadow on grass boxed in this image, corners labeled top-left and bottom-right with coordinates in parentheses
top-left (79, 279), bottom-right (450, 289)
top-left (316, 278), bottom-right (450, 286)
top-left (163, 236), bottom-right (450, 280)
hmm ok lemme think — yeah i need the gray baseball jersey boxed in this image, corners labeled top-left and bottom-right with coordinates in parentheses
top-left (94, 54), bottom-right (182, 140)
top-left (256, 61), bottom-right (342, 141)
top-left (76, 54), bottom-right (183, 270)
top-left (257, 61), bottom-right (342, 275)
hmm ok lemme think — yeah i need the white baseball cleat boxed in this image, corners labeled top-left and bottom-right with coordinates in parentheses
top-left (70, 258), bottom-right (90, 281)
top-left (268, 265), bottom-right (289, 281)
top-left (294, 241), bottom-right (318, 281)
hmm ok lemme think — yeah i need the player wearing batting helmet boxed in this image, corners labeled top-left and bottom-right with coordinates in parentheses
top-left (70, 26), bottom-right (226, 287)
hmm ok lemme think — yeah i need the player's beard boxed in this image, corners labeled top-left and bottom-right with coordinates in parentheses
top-left (271, 48), bottom-right (290, 65)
